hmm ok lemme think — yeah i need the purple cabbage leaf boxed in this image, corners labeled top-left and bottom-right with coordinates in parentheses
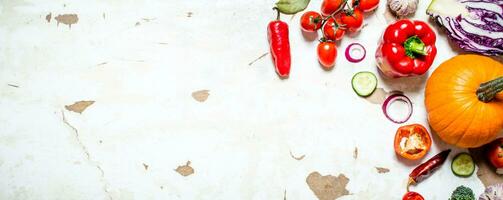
top-left (426, 0), bottom-right (503, 56)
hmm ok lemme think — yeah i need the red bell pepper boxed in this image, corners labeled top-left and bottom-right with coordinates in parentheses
top-left (376, 20), bottom-right (437, 78)
top-left (394, 124), bottom-right (432, 160)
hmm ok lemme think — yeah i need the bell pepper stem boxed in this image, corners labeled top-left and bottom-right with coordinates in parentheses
top-left (477, 76), bottom-right (503, 103)
top-left (404, 36), bottom-right (427, 58)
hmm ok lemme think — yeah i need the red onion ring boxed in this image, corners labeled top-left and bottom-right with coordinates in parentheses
top-left (345, 43), bottom-right (366, 63)
top-left (382, 92), bottom-right (413, 124)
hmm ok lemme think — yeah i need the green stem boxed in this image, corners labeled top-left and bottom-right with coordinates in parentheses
top-left (404, 36), bottom-right (427, 59)
top-left (476, 76), bottom-right (503, 103)
top-left (273, 7), bottom-right (280, 20)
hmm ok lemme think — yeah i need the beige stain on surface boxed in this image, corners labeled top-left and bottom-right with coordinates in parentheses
top-left (55, 14), bottom-right (78, 28)
top-left (306, 172), bottom-right (350, 200)
top-left (192, 90), bottom-right (210, 102)
top-left (65, 101), bottom-right (95, 114)
top-left (365, 88), bottom-right (389, 104)
top-left (175, 161), bottom-right (194, 177)
top-left (353, 147), bottom-right (358, 160)
top-left (142, 163), bottom-right (149, 170)
top-left (45, 13), bottom-right (51, 23)
top-left (375, 167), bottom-right (390, 174)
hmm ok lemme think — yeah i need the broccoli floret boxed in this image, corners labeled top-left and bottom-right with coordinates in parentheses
top-left (450, 185), bottom-right (475, 200)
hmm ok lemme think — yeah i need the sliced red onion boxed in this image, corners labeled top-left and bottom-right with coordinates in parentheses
top-left (345, 43), bottom-right (366, 63)
top-left (382, 92), bottom-right (413, 124)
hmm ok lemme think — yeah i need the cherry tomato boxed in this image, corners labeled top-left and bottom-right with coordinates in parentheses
top-left (403, 192), bottom-right (424, 200)
top-left (321, 0), bottom-right (344, 16)
top-left (487, 138), bottom-right (503, 173)
top-left (340, 9), bottom-right (364, 32)
top-left (323, 17), bottom-right (345, 41)
top-left (352, 0), bottom-right (380, 12)
top-left (300, 11), bottom-right (323, 32)
top-left (317, 42), bottom-right (337, 69)
top-left (394, 124), bottom-right (432, 160)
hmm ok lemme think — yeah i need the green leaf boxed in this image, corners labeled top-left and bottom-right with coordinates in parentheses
top-left (275, 0), bottom-right (310, 14)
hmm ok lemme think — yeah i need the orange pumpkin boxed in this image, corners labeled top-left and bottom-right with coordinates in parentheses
top-left (425, 54), bottom-right (503, 148)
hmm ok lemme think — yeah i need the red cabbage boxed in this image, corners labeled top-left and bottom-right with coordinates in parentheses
top-left (426, 0), bottom-right (503, 56)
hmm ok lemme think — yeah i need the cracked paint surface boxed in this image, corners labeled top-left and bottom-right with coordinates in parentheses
top-left (0, 0), bottom-right (489, 199)
top-left (61, 111), bottom-right (113, 200)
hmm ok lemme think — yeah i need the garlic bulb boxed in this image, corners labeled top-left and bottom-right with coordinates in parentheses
top-left (387, 0), bottom-right (419, 17)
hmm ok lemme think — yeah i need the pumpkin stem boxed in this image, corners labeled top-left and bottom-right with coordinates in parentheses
top-left (477, 76), bottom-right (503, 103)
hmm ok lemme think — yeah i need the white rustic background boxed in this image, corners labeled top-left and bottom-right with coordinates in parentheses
top-left (0, 0), bottom-right (488, 199)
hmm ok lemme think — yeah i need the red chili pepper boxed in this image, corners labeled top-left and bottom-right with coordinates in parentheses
top-left (376, 19), bottom-right (437, 78)
top-left (407, 149), bottom-right (451, 191)
top-left (268, 8), bottom-right (291, 78)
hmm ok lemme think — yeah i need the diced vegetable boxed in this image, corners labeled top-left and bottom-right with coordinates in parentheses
top-left (451, 153), bottom-right (475, 177)
top-left (426, 0), bottom-right (503, 56)
top-left (351, 72), bottom-right (377, 97)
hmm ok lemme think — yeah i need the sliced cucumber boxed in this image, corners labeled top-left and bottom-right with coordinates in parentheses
top-left (352, 71), bottom-right (378, 97)
top-left (451, 152), bottom-right (475, 177)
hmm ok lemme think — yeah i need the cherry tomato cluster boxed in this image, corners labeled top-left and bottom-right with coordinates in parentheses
top-left (300, 0), bottom-right (379, 69)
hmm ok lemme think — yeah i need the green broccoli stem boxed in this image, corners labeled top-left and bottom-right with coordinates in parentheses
top-left (404, 36), bottom-right (428, 59)
top-left (477, 76), bottom-right (503, 103)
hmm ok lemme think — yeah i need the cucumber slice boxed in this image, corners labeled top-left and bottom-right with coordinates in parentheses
top-left (451, 152), bottom-right (475, 177)
top-left (352, 71), bottom-right (377, 97)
